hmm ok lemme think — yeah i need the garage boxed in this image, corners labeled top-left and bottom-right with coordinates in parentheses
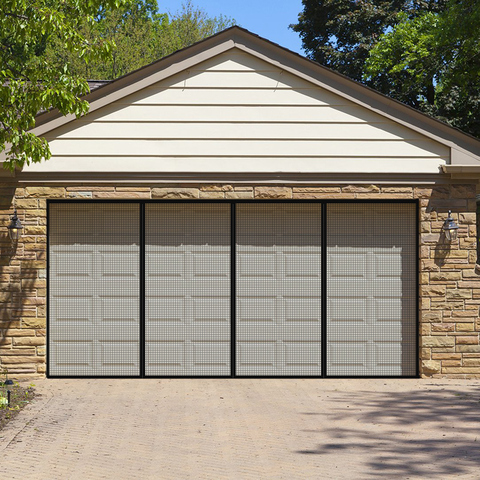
top-left (48, 200), bottom-right (417, 378)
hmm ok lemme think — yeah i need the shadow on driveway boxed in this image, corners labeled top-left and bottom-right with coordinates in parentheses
top-left (296, 386), bottom-right (480, 478)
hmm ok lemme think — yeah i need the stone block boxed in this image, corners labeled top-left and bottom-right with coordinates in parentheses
top-left (22, 318), bottom-right (46, 329)
top-left (446, 289), bottom-right (471, 299)
top-left (459, 213), bottom-right (476, 224)
top-left (68, 191), bottom-right (93, 198)
top-left (442, 360), bottom-right (461, 367)
top-left (342, 184), bottom-right (380, 193)
top-left (225, 191), bottom-right (254, 199)
top-left (443, 367), bottom-right (480, 374)
top-left (23, 225), bottom-right (47, 235)
top-left (422, 285), bottom-right (446, 297)
top-left (151, 188), bottom-right (199, 199)
top-left (414, 187), bottom-right (433, 198)
top-left (432, 353), bottom-right (461, 360)
top-left (26, 187), bottom-right (65, 198)
top-left (4, 366), bottom-right (37, 374)
top-left (456, 323), bottom-right (475, 332)
top-left (199, 191), bottom-right (224, 199)
top-left (254, 187), bottom-right (292, 199)
top-left (15, 199), bottom-right (38, 209)
top-left (421, 234), bottom-right (441, 243)
top-left (0, 348), bottom-right (35, 356)
top-left (422, 360), bottom-right (441, 375)
top-left (199, 185), bottom-right (233, 192)
top-left (381, 187), bottom-right (413, 193)
top-left (13, 337), bottom-right (45, 346)
top-left (455, 336), bottom-right (479, 345)
top-left (430, 272), bottom-right (461, 282)
top-left (422, 336), bottom-right (455, 347)
top-left (463, 358), bottom-right (480, 366)
top-left (432, 323), bottom-right (454, 332)
top-left (3, 329), bottom-right (35, 337)
top-left (422, 311), bottom-right (442, 323)
top-left (456, 345), bottom-right (480, 353)
top-left (1, 355), bottom-right (45, 364)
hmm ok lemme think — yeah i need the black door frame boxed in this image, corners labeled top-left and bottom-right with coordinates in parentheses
top-left (47, 199), bottom-right (419, 379)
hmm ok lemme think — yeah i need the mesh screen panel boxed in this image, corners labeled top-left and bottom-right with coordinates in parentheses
top-left (49, 203), bottom-right (140, 376)
top-left (236, 204), bottom-right (322, 376)
top-left (145, 204), bottom-right (231, 376)
top-left (326, 203), bottom-right (417, 376)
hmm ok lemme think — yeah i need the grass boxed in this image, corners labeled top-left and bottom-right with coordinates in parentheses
top-left (0, 382), bottom-right (36, 431)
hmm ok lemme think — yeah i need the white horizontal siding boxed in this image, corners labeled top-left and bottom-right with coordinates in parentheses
top-left (47, 138), bottom-right (448, 158)
top-left (26, 49), bottom-right (449, 174)
top-left (48, 121), bottom-right (434, 141)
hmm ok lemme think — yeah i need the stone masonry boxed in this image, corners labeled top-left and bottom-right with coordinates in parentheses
top-left (0, 183), bottom-right (479, 379)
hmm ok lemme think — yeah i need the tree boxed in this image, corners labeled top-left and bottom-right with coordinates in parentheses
top-left (364, 0), bottom-right (480, 137)
top-left (291, 1), bottom-right (447, 83)
top-left (0, 0), bottom-right (128, 171)
top-left (45, 1), bottom-right (236, 80)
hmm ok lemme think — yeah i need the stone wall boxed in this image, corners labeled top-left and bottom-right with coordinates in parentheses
top-left (0, 183), bottom-right (478, 379)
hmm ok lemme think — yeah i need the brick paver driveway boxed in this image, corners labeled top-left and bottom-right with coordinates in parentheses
top-left (1, 378), bottom-right (479, 479)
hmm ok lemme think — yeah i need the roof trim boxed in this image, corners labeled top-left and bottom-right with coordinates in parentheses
top-left (31, 26), bottom-right (480, 163)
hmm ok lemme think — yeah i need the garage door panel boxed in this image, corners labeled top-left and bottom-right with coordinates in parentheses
top-left (236, 203), bottom-right (322, 376)
top-left (51, 341), bottom-right (95, 376)
top-left (49, 203), bottom-right (140, 377)
top-left (145, 203), bottom-right (230, 376)
top-left (99, 340), bottom-right (139, 372)
top-left (284, 341), bottom-right (322, 369)
top-left (326, 203), bottom-right (416, 377)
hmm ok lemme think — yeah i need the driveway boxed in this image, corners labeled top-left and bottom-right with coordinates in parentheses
top-left (1, 378), bottom-right (479, 479)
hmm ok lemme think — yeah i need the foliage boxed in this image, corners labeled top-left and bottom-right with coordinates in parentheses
top-left (364, 0), bottom-right (480, 137)
top-left (0, 0), bottom-right (129, 171)
top-left (0, 382), bottom-right (36, 431)
top-left (291, 1), bottom-right (447, 82)
top-left (45, 1), bottom-right (236, 80)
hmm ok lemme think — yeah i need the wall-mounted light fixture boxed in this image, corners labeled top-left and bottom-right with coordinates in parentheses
top-left (7, 209), bottom-right (23, 241)
top-left (443, 210), bottom-right (459, 241)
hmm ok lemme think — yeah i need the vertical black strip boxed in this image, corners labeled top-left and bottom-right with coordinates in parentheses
top-left (140, 202), bottom-right (146, 378)
top-left (321, 202), bottom-right (327, 378)
top-left (415, 200), bottom-right (420, 377)
top-left (230, 202), bottom-right (236, 377)
top-left (46, 201), bottom-right (50, 378)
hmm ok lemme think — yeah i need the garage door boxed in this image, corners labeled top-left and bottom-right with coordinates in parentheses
top-left (48, 201), bottom-right (417, 378)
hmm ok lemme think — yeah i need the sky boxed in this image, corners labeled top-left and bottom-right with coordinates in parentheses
top-left (161, 0), bottom-right (305, 55)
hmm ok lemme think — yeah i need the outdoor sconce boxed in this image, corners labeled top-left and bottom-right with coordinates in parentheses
top-left (443, 210), bottom-right (459, 242)
top-left (7, 209), bottom-right (23, 241)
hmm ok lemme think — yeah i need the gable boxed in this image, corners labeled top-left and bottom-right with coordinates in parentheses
top-left (21, 48), bottom-right (449, 178)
